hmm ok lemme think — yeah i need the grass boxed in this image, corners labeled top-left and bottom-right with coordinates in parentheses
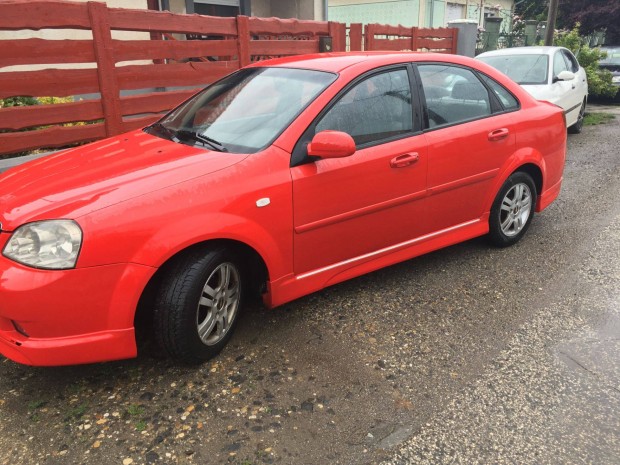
top-left (135, 420), bottom-right (147, 431)
top-left (584, 112), bottom-right (616, 126)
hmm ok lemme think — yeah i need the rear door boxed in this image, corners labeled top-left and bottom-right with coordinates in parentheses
top-left (416, 63), bottom-right (517, 232)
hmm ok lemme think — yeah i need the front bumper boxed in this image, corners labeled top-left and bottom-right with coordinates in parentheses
top-left (0, 248), bottom-right (156, 366)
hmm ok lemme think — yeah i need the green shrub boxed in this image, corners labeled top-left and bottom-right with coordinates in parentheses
top-left (554, 24), bottom-right (618, 98)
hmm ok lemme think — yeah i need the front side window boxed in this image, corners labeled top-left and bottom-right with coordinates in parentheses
top-left (149, 67), bottom-right (336, 153)
top-left (315, 68), bottom-right (413, 146)
top-left (562, 50), bottom-right (580, 73)
top-left (553, 51), bottom-right (569, 78)
top-left (477, 54), bottom-right (549, 85)
top-left (418, 64), bottom-right (491, 128)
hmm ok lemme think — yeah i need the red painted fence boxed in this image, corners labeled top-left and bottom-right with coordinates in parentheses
top-left (0, 0), bottom-right (457, 157)
top-left (364, 23), bottom-right (458, 54)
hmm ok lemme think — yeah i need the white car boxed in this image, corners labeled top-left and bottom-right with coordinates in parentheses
top-left (477, 46), bottom-right (588, 133)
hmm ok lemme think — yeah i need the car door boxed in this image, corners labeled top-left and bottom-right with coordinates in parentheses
top-left (416, 63), bottom-right (517, 232)
top-left (562, 48), bottom-right (588, 108)
top-left (549, 49), bottom-right (582, 125)
top-left (290, 66), bottom-right (428, 275)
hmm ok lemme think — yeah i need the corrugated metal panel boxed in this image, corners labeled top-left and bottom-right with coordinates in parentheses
top-left (328, 1), bottom-right (419, 28)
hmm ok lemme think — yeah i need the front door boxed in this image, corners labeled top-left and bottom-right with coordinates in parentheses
top-left (291, 67), bottom-right (428, 275)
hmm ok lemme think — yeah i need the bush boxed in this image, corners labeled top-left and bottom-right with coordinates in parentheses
top-left (554, 24), bottom-right (618, 98)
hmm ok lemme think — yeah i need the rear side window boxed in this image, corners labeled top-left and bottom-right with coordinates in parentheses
top-left (480, 74), bottom-right (519, 111)
top-left (316, 68), bottom-right (413, 146)
top-left (418, 64), bottom-right (491, 128)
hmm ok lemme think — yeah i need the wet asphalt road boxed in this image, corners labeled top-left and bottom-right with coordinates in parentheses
top-left (0, 114), bottom-right (618, 465)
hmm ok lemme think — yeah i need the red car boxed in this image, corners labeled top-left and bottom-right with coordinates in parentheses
top-left (0, 52), bottom-right (566, 366)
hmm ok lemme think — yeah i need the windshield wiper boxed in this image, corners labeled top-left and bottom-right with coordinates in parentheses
top-left (175, 129), bottom-right (228, 152)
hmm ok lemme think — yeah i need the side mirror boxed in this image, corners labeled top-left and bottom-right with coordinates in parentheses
top-left (307, 130), bottom-right (356, 159)
top-left (554, 70), bottom-right (575, 82)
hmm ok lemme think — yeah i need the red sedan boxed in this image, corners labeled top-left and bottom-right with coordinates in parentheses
top-left (0, 52), bottom-right (566, 366)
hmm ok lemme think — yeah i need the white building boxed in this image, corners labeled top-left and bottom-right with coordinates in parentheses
top-left (328, 0), bottom-right (515, 30)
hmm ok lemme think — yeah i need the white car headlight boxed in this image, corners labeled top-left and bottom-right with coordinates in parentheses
top-left (2, 220), bottom-right (82, 270)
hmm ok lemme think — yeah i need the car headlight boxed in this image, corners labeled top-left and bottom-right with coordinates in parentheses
top-left (2, 220), bottom-right (82, 270)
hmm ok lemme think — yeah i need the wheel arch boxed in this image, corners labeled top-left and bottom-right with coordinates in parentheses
top-left (486, 148), bottom-right (546, 213)
top-left (134, 238), bottom-right (269, 337)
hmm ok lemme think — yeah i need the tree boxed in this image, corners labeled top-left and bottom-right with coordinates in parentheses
top-left (558, 0), bottom-right (620, 44)
top-left (514, 0), bottom-right (548, 22)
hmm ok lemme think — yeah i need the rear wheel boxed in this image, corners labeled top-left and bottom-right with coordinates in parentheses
top-left (489, 172), bottom-right (537, 247)
top-left (568, 100), bottom-right (586, 134)
top-left (153, 247), bottom-right (243, 364)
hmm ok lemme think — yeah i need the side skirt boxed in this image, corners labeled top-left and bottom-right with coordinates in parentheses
top-left (264, 215), bottom-right (490, 308)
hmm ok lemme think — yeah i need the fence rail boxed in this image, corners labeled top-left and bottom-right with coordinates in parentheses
top-left (364, 24), bottom-right (458, 54)
top-left (0, 0), bottom-right (457, 157)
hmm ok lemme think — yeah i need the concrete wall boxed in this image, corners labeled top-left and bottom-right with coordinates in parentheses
top-left (328, 0), bottom-right (513, 28)
top-left (329, 0), bottom-right (420, 28)
top-left (251, 0), bottom-right (325, 19)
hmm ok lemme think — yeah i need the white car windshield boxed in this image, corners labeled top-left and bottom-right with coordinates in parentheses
top-left (478, 54), bottom-right (549, 85)
top-left (148, 67), bottom-right (337, 153)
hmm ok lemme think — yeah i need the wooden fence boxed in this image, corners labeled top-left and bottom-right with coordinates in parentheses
top-left (364, 23), bottom-right (458, 54)
top-left (0, 0), bottom-right (457, 157)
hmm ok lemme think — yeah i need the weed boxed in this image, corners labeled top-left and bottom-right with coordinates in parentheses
top-left (27, 399), bottom-right (46, 411)
top-left (65, 403), bottom-right (88, 421)
top-left (127, 404), bottom-right (145, 416)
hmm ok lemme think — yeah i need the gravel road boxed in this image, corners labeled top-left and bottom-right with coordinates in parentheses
top-left (0, 115), bottom-right (618, 465)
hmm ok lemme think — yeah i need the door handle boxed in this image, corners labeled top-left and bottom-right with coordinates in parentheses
top-left (488, 128), bottom-right (509, 142)
top-left (390, 152), bottom-right (419, 168)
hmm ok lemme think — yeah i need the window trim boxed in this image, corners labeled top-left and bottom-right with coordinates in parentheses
top-left (475, 70), bottom-right (522, 114)
top-left (413, 62), bottom-right (509, 133)
top-left (291, 64), bottom-right (420, 167)
top-left (413, 61), bottom-right (496, 133)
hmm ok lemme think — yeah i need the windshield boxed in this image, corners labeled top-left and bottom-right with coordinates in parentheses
top-left (148, 67), bottom-right (337, 153)
top-left (478, 54), bottom-right (549, 85)
top-left (600, 47), bottom-right (620, 65)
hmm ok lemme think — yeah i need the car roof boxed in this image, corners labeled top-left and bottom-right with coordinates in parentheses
top-left (246, 51), bottom-right (481, 73)
top-left (477, 46), bottom-right (566, 58)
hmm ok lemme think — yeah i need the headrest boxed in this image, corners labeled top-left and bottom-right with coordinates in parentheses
top-left (451, 81), bottom-right (488, 101)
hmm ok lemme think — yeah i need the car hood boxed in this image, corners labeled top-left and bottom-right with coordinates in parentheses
top-left (520, 84), bottom-right (555, 103)
top-left (0, 130), bottom-right (248, 231)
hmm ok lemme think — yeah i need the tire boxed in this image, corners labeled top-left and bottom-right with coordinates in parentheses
top-left (488, 172), bottom-right (537, 248)
top-left (153, 247), bottom-right (243, 364)
top-left (568, 100), bottom-right (586, 134)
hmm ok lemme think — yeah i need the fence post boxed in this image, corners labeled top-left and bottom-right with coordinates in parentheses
top-left (237, 15), bottom-right (250, 67)
top-left (349, 23), bottom-right (362, 51)
top-left (450, 27), bottom-right (458, 54)
top-left (87, 1), bottom-right (122, 136)
top-left (364, 24), bottom-right (375, 51)
top-left (411, 27), bottom-right (419, 51)
top-left (328, 21), bottom-right (345, 52)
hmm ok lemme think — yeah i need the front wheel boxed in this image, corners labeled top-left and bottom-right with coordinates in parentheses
top-left (153, 247), bottom-right (243, 364)
top-left (488, 172), bottom-right (537, 247)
